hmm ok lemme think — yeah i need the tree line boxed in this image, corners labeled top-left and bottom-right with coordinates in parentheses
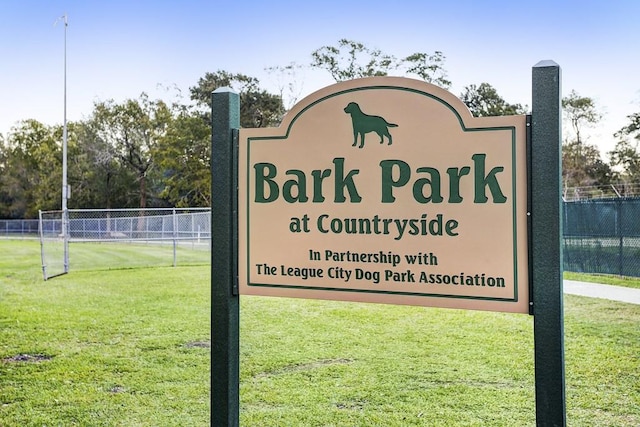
top-left (1, 39), bottom-right (639, 218)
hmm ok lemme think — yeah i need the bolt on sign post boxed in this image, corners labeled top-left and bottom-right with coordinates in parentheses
top-left (211, 64), bottom-right (565, 426)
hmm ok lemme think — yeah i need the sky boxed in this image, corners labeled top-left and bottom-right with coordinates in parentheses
top-left (1, 0), bottom-right (639, 158)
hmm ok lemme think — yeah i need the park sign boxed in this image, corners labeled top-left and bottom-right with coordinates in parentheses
top-left (238, 77), bottom-right (529, 313)
top-left (215, 63), bottom-right (565, 426)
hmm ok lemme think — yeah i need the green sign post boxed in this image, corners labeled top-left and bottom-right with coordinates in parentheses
top-left (211, 62), bottom-right (565, 426)
top-left (531, 60), bottom-right (566, 426)
top-left (211, 87), bottom-right (240, 427)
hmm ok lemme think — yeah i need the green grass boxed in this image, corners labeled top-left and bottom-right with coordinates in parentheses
top-left (1, 241), bottom-right (210, 425)
top-left (1, 240), bottom-right (639, 426)
top-left (36, 238), bottom-right (210, 279)
top-left (564, 271), bottom-right (640, 289)
top-left (68, 241), bottom-right (209, 272)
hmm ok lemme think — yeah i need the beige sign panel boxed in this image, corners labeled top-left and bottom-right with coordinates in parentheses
top-left (238, 77), bottom-right (529, 313)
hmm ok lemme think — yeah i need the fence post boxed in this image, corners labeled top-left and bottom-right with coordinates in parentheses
top-left (172, 209), bottom-right (177, 267)
top-left (211, 87), bottom-right (240, 427)
top-left (617, 198), bottom-right (623, 276)
top-left (63, 209), bottom-right (69, 274)
top-left (38, 211), bottom-right (47, 280)
top-left (192, 213), bottom-right (195, 242)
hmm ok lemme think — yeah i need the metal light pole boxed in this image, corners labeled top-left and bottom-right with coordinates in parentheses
top-left (57, 14), bottom-right (69, 273)
top-left (62, 14), bottom-right (68, 214)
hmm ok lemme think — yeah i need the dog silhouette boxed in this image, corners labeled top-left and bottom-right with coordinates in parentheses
top-left (344, 102), bottom-right (398, 148)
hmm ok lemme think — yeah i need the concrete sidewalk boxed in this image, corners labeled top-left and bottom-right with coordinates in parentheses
top-left (564, 280), bottom-right (640, 305)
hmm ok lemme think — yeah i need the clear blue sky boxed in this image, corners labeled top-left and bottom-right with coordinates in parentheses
top-left (1, 0), bottom-right (638, 157)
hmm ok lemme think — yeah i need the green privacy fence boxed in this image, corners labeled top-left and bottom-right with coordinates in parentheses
top-left (563, 197), bottom-right (640, 277)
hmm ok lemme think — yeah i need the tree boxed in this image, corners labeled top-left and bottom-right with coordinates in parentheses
top-left (562, 140), bottom-right (612, 198)
top-left (609, 112), bottom-right (640, 192)
top-left (0, 120), bottom-right (61, 218)
top-left (90, 93), bottom-right (172, 209)
top-left (614, 111), bottom-right (640, 142)
top-left (310, 39), bottom-right (451, 88)
top-left (0, 136), bottom-right (14, 217)
top-left (264, 62), bottom-right (306, 111)
top-left (402, 51), bottom-right (450, 88)
top-left (609, 139), bottom-right (640, 183)
top-left (311, 39), bottom-right (395, 81)
top-left (189, 70), bottom-right (284, 128)
top-left (560, 91), bottom-right (608, 194)
top-left (562, 90), bottom-right (602, 145)
top-left (460, 83), bottom-right (526, 117)
top-left (0, 118), bottom-right (144, 215)
top-left (58, 121), bottom-right (95, 209)
top-left (70, 120), bottom-right (137, 209)
top-left (155, 106), bottom-right (211, 207)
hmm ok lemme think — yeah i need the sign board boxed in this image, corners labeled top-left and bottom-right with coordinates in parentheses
top-left (238, 77), bottom-right (529, 313)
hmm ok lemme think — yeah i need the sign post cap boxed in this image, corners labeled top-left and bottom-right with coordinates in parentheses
top-left (533, 60), bottom-right (559, 68)
top-left (212, 86), bottom-right (237, 94)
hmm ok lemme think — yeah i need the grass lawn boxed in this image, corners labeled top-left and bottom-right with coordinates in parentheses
top-left (1, 240), bottom-right (639, 426)
top-left (38, 239), bottom-right (210, 279)
top-left (564, 271), bottom-right (640, 289)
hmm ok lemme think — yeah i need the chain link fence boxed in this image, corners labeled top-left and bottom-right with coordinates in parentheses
top-left (32, 199), bottom-right (640, 279)
top-left (0, 219), bottom-right (40, 239)
top-left (563, 182), bottom-right (640, 201)
top-left (39, 208), bottom-right (211, 279)
top-left (563, 197), bottom-right (640, 277)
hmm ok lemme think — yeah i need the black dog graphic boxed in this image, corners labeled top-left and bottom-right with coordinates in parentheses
top-left (344, 102), bottom-right (398, 148)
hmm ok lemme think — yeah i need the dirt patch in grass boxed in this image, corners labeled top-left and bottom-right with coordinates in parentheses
top-left (2, 354), bottom-right (53, 363)
top-left (184, 340), bottom-right (210, 348)
top-left (108, 385), bottom-right (126, 394)
top-left (256, 358), bottom-right (355, 378)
